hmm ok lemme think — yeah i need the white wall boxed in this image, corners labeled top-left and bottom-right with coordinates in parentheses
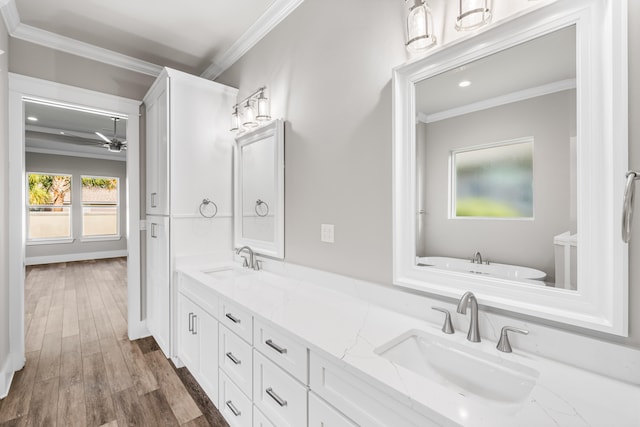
top-left (25, 152), bottom-right (127, 263)
top-left (217, 0), bottom-right (640, 348)
top-left (0, 11), bottom-right (10, 395)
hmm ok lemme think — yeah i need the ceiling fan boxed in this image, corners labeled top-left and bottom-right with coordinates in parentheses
top-left (95, 117), bottom-right (127, 152)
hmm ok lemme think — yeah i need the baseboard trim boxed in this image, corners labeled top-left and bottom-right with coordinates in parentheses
top-left (0, 356), bottom-right (16, 399)
top-left (25, 250), bottom-right (128, 266)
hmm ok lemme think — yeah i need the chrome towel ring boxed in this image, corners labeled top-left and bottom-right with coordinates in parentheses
top-left (255, 199), bottom-right (269, 217)
top-left (622, 171), bottom-right (639, 243)
top-left (199, 198), bottom-right (218, 218)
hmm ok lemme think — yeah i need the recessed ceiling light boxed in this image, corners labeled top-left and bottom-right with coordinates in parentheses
top-left (458, 80), bottom-right (471, 88)
top-left (60, 131), bottom-right (65, 135)
top-left (27, 116), bottom-right (38, 121)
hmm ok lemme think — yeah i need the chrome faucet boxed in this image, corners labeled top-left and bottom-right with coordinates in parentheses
top-left (456, 291), bottom-right (481, 342)
top-left (236, 246), bottom-right (254, 270)
top-left (471, 251), bottom-right (483, 264)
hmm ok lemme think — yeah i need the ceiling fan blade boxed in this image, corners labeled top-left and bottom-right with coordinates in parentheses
top-left (95, 132), bottom-right (111, 143)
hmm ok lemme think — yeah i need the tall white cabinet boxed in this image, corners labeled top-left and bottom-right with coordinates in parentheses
top-left (144, 67), bottom-right (237, 358)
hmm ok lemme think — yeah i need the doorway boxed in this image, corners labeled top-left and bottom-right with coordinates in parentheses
top-left (8, 74), bottom-right (144, 373)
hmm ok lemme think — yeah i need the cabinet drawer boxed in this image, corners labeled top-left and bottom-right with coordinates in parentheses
top-left (254, 318), bottom-right (308, 384)
top-left (219, 325), bottom-right (253, 398)
top-left (219, 370), bottom-right (252, 427)
top-left (253, 406), bottom-right (276, 427)
top-left (253, 350), bottom-right (307, 427)
top-left (310, 352), bottom-right (444, 427)
top-left (220, 299), bottom-right (253, 344)
top-left (309, 392), bottom-right (358, 427)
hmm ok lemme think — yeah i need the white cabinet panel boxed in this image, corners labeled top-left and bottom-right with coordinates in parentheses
top-left (220, 370), bottom-right (253, 427)
top-left (219, 325), bottom-right (253, 398)
top-left (220, 299), bottom-right (253, 344)
top-left (146, 215), bottom-right (170, 356)
top-left (145, 77), bottom-right (169, 216)
top-left (309, 392), bottom-right (358, 427)
top-left (199, 310), bottom-right (219, 405)
top-left (253, 350), bottom-right (307, 427)
top-left (177, 294), bottom-right (200, 370)
top-left (254, 318), bottom-right (308, 385)
top-left (253, 406), bottom-right (276, 427)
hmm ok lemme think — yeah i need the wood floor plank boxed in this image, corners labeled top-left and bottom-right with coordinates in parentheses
top-left (35, 332), bottom-right (62, 382)
top-left (83, 352), bottom-right (116, 427)
top-left (137, 389), bottom-right (180, 427)
top-left (24, 316), bottom-right (46, 353)
top-left (0, 352), bottom-right (39, 422)
top-left (57, 334), bottom-right (86, 427)
top-left (25, 376), bottom-right (59, 427)
top-left (145, 351), bottom-right (202, 424)
top-left (111, 387), bottom-right (147, 427)
top-left (181, 415), bottom-right (212, 427)
top-left (99, 336), bottom-right (134, 393)
top-left (44, 306), bottom-right (64, 336)
top-left (118, 339), bottom-right (159, 395)
top-left (62, 289), bottom-right (80, 338)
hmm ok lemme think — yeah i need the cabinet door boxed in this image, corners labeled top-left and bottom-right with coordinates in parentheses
top-left (178, 295), bottom-right (200, 370)
top-left (145, 78), bottom-right (169, 215)
top-left (309, 392), bottom-right (357, 427)
top-left (198, 310), bottom-right (219, 405)
top-left (146, 216), bottom-right (170, 356)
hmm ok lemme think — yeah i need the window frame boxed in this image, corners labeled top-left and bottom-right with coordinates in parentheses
top-left (80, 174), bottom-right (121, 242)
top-left (26, 171), bottom-right (74, 245)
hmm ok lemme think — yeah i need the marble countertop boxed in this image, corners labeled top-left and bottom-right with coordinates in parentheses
top-left (177, 260), bottom-right (640, 427)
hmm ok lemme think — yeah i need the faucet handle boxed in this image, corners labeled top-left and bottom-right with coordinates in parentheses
top-left (496, 326), bottom-right (529, 353)
top-left (431, 307), bottom-right (454, 334)
top-left (253, 259), bottom-right (262, 271)
top-left (240, 255), bottom-right (249, 268)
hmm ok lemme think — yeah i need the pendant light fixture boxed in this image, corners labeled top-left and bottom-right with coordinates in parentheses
top-left (230, 86), bottom-right (272, 134)
top-left (405, 0), bottom-right (436, 52)
top-left (455, 0), bottom-right (491, 31)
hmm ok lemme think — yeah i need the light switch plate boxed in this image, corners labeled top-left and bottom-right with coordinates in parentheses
top-left (321, 224), bottom-right (334, 243)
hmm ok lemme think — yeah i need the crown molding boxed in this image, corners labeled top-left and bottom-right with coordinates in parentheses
top-left (0, 0), bottom-right (162, 77)
top-left (201, 0), bottom-right (305, 80)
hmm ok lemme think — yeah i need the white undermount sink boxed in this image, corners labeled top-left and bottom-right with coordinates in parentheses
top-left (375, 329), bottom-right (539, 405)
top-left (202, 266), bottom-right (250, 280)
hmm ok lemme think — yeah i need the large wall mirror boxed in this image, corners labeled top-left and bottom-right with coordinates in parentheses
top-left (393, 0), bottom-right (628, 335)
top-left (234, 120), bottom-right (284, 258)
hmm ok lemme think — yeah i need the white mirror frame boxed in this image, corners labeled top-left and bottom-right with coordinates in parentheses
top-left (234, 119), bottom-right (285, 258)
top-left (392, 0), bottom-right (629, 336)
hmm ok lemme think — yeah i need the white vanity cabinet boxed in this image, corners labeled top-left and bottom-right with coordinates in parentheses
top-left (309, 392), bottom-right (357, 427)
top-left (143, 67), bottom-right (237, 359)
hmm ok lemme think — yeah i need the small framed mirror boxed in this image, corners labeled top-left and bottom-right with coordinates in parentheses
top-left (234, 120), bottom-right (285, 258)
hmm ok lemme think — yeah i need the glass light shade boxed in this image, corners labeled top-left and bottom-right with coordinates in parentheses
top-left (455, 0), bottom-right (491, 31)
top-left (242, 100), bottom-right (258, 128)
top-left (230, 106), bottom-right (239, 131)
top-left (406, 0), bottom-right (436, 52)
top-left (256, 91), bottom-right (271, 121)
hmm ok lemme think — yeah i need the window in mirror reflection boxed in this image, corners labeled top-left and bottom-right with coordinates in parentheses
top-left (451, 138), bottom-right (533, 219)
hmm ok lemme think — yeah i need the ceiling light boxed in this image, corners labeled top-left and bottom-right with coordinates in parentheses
top-left (455, 0), bottom-right (491, 31)
top-left (27, 116), bottom-right (38, 122)
top-left (405, 0), bottom-right (436, 52)
top-left (458, 80), bottom-right (471, 88)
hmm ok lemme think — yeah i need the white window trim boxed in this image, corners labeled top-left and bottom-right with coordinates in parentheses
top-left (26, 238), bottom-right (75, 246)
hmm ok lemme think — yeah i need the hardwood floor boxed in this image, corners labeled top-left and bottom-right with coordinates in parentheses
top-left (0, 258), bottom-right (229, 427)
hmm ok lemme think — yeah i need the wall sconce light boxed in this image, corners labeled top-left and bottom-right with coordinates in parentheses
top-left (405, 0), bottom-right (436, 52)
top-left (230, 86), bottom-right (271, 134)
top-left (455, 0), bottom-right (491, 31)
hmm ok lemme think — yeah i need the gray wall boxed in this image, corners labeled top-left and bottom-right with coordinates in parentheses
top-left (8, 38), bottom-right (155, 100)
top-left (25, 152), bottom-right (127, 261)
top-left (217, 0), bottom-right (640, 348)
top-left (0, 15), bottom-right (10, 380)
top-left (217, 0), bottom-right (406, 284)
top-left (420, 90), bottom-right (576, 281)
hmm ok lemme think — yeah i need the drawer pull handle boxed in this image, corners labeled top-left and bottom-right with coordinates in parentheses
top-left (225, 313), bottom-right (241, 324)
top-left (225, 400), bottom-right (241, 417)
top-left (226, 352), bottom-right (241, 365)
top-left (151, 192), bottom-right (158, 208)
top-left (265, 339), bottom-right (287, 354)
top-left (266, 387), bottom-right (287, 407)
top-left (188, 312), bottom-right (194, 332)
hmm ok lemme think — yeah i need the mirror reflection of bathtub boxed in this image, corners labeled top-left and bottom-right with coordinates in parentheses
top-left (416, 256), bottom-right (547, 285)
